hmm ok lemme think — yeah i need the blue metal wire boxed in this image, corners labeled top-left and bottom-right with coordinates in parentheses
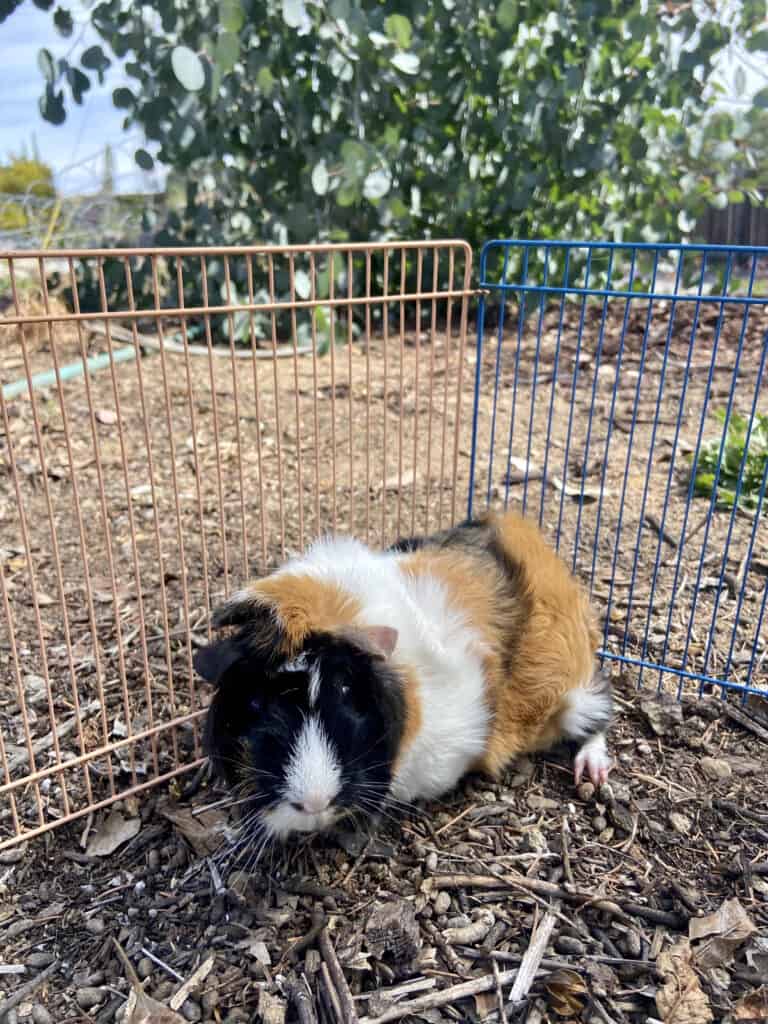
top-left (555, 249), bottom-right (593, 552)
top-left (476, 239), bottom-right (768, 702)
top-left (571, 248), bottom-right (615, 576)
top-left (502, 249), bottom-right (530, 510)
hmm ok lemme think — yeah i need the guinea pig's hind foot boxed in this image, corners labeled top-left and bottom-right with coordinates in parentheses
top-left (573, 732), bottom-right (612, 787)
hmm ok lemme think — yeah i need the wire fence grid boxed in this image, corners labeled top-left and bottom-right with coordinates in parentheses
top-left (0, 240), bottom-right (473, 850)
top-left (469, 240), bottom-right (768, 699)
top-left (0, 238), bottom-right (766, 852)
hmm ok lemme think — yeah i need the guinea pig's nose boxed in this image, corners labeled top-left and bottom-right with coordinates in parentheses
top-left (295, 794), bottom-right (332, 815)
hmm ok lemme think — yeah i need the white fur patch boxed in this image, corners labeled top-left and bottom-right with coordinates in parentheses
top-left (560, 686), bottom-right (612, 741)
top-left (285, 715), bottom-right (341, 811)
top-left (262, 715), bottom-right (342, 838)
top-left (282, 652), bottom-right (309, 672)
top-left (308, 664), bottom-right (322, 708)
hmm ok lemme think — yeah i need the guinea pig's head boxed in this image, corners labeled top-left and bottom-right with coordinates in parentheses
top-left (195, 625), bottom-right (404, 840)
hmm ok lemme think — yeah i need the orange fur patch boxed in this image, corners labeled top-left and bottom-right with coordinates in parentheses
top-left (393, 666), bottom-right (423, 772)
top-left (240, 574), bottom-right (362, 656)
top-left (403, 509), bottom-right (599, 778)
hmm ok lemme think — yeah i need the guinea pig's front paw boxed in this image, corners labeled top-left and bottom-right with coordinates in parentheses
top-left (573, 732), bottom-right (612, 787)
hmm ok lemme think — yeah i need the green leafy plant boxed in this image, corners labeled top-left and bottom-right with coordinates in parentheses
top-left (691, 410), bottom-right (768, 513)
top-left (3, 0), bottom-right (768, 340)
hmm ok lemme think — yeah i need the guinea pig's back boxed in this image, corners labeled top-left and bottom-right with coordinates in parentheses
top-left (395, 510), bottom-right (601, 777)
top-left (480, 509), bottom-right (601, 772)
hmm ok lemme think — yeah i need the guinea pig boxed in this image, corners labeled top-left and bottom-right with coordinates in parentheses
top-left (194, 509), bottom-right (612, 842)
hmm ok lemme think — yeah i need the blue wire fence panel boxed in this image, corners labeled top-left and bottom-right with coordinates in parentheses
top-left (468, 240), bottom-right (768, 699)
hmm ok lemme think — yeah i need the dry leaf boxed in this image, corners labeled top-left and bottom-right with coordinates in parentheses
top-left (113, 939), bottom-right (185, 1024)
top-left (657, 939), bottom-right (713, 1024)
top-left (543, 969), bottom-right (588, 1017)
top-left (690, 898), bottom-right (756, 969)
top-left (85, 810), bottom-right (141, 857)
top-left (378, 468), bottom-right (416, 493)
top-left (733, 986), bottom-right (768, 1020)
top-left (96, 408), bottom-right (118, 425)
top-left (157, 798), bottom-right (228, 857)
top-left (549, 474), bottom-right (611, 503)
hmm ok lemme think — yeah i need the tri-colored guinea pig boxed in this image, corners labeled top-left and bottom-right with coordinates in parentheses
top-left (194, 510), bottom-right (612, 840)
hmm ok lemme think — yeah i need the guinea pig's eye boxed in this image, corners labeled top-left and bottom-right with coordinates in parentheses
top-left (337, 681), bottom-right (350, 699)
top-left (248, 696), bottom-right (262, 714)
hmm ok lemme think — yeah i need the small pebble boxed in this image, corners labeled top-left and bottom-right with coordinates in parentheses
top-left (598, 782), bottom-right (614, 805)
top-left (577, 782), bottom-right (595, 802)
top-left (147, 849), bottom-right (160, 871)
top-left (526, 794), bottom-right (559, 811)
top-left (76, 987), bottom-right (105, 1010)
top-left (181, 1000), bottom-right (202, 1022)
top-left (26, 952), bottom-right (55, 968)
top-left (555, 935), bottom-right (585, 955)
top-left (31, 1006), bottom-right (53, 1024)
top-left (669, 811), bottom-right (692, 835)
top-left (202, 992), bottom-right (220, 1013)
top-left (608, 803), bottom-right (634, 834)
top-left (85, 916), bottom-right (106, 936)
top-left (425, 852), bottom-right (438, 872)
top-left (700, 757), bottom-right (732, 782)
top-left (137, 957), bottom-right (153, 980)
top-left (591, 815), bottom-right (607, 833)
top-left (433, 891), bottom-right (451, 915)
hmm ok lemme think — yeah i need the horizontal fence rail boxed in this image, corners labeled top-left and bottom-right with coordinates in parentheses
top-left (0, 240), bottom-right (473, 849)
top-left (470, 239), bottom-right (768, 699)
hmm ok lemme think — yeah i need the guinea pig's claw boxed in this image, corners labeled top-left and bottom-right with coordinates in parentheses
top-left (573, 733), bottom-right (612, 788)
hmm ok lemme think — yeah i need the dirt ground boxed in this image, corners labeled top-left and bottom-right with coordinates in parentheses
top-left (1, 279), bottom-right (767, 1021)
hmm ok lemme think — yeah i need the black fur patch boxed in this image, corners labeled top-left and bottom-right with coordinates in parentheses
top-left (202, 630), bottom-right (407, 822)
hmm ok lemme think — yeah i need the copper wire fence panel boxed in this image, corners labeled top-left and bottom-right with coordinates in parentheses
top-left (0, 241), bottom-right (473, 850)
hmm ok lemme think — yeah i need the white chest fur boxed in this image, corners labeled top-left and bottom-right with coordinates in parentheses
top-left (282, 537), bottom-right (492, 803)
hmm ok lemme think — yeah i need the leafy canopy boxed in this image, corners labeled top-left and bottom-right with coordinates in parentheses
top-left (2, 0), bottom-right (767, 315)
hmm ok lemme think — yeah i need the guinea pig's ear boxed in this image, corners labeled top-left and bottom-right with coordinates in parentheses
top-left (343, 625), bottom-right (399, 660)
top-left (193, 638), bottom-right (244, 685)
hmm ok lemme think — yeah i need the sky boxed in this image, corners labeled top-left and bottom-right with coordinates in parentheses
top-left (0, 0), bottom-right (162, 196)
top-left (0, 1), bottom-right (765, 199)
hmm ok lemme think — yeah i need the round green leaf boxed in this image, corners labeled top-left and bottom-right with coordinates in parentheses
top-left (215, 31), bottom-right (240, 72)
top-left (363, 167), bottom-right (391, 200)
top-left (39, 85), bottom-right (65, 125)
top-left (336, 182), bottom-right (358, 207)
top-left (113, 87), bottom-right (134, 109)
top-left (294, 269), bottom-right (312, 299)
top-left (311, 160), bottom-right (330, 196)
top-left (220, 0), bottom-right (244, 33)
top-left (135, 148), bottom-right (154, 170)
top-left (497, 0), bottom-right (517, 30)
top-left (81, 44), bottom-right (110, 75)
top-left (755, 86), bottom-right (768, 109)
top-left (746, 28), bottom-right (768, 51)
top-left (390, 52), bottom-right (419, 75)
top-left (53, 7), bottom-right (74, 37)
top-left (282, 0), bottom-right (308, 29)
top-left (257, 66), bottom-right (275, 93)
top-left (384, 13), bottom-right (412, 49)
top-left (37, 48), bottom-right (55, 83)
top-left (66, 66), bottom-right (91, 103)
top-left (171, 45), bottom-right (205, 91)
